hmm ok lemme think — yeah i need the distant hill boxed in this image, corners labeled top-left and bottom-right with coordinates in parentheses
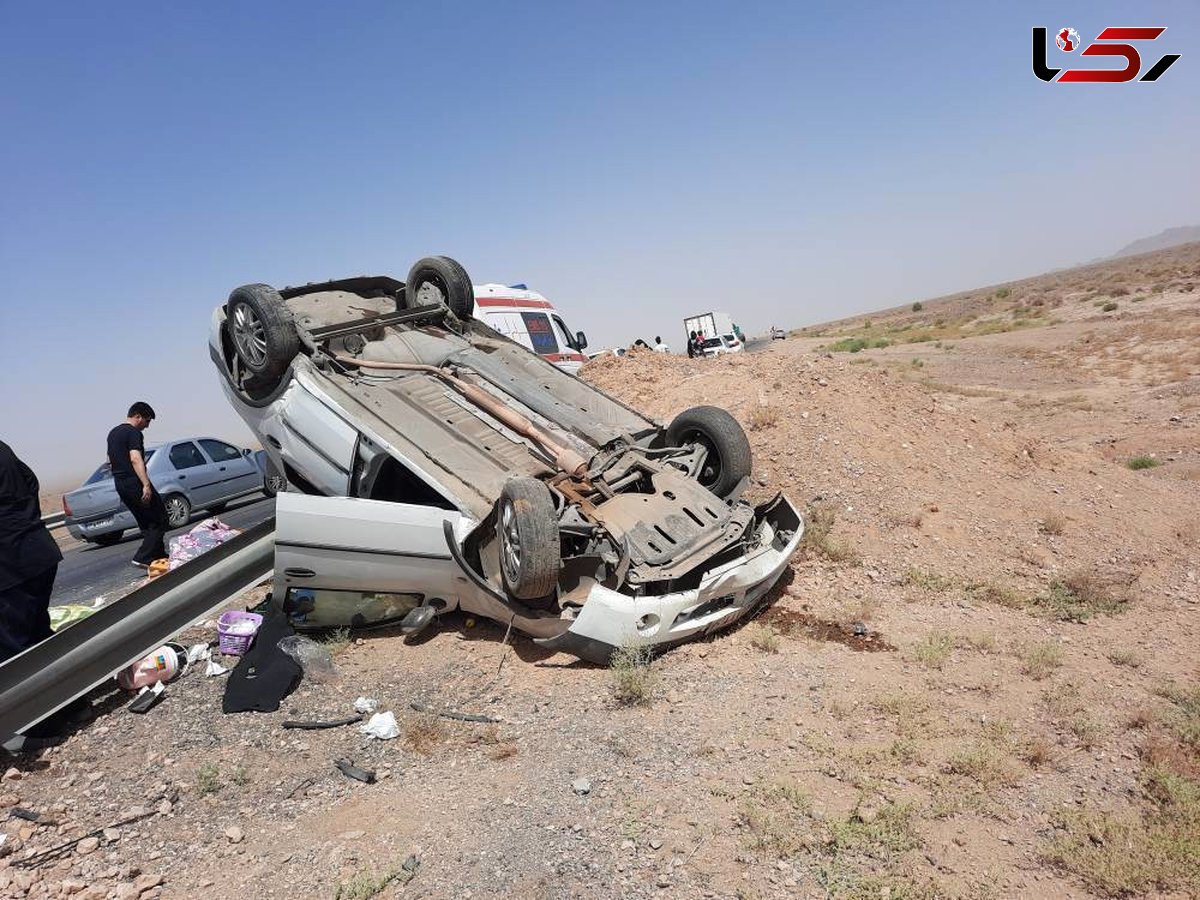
top-left (1112, 225), bottom-right (1200, 259)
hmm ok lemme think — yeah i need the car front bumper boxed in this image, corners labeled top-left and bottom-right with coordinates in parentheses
top-left (535, 494), bottom-right (803, 663)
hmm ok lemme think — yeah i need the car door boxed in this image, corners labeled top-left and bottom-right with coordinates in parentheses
top-left (273, 492), bottom-right (467, 616)
top-left (161, 441), bottom-right (217, 505)
top-left (198, 439), bottom-right (262, 500)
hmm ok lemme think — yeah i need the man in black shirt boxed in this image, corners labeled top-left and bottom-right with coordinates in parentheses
top-left (0, 441), bottom-right (63, 663)
top-left (107, 401), bottom-right (168, 567)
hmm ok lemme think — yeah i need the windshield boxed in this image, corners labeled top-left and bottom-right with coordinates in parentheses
top-left (520, 312), bottom-right (559, 354)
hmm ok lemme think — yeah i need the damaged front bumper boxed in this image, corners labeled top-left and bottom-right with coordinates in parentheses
top-left (535, 494), bottom-right (803, 663)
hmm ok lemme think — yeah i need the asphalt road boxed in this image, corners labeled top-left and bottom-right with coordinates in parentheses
top-left (50, 495), bottom-right (275, 608)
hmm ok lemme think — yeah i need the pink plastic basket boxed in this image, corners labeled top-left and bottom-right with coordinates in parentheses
top-left (217, 610), bottom-right (263, 656)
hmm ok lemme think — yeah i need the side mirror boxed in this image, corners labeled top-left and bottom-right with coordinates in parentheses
top-left (576, 331), bottom-right (588, 350)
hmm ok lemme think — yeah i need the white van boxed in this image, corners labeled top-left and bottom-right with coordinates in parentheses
top-left (472, 283), bottom-right (589, 374)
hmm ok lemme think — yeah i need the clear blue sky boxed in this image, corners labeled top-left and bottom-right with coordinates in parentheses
top-left (1, 1), bottom-right (1196, 487)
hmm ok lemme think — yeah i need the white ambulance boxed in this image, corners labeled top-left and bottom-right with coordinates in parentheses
top-left (472, 283), bottom-right (590, 374)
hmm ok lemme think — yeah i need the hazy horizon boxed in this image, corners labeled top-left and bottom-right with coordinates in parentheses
top-left (2, 2), bottom-right (1196, 489)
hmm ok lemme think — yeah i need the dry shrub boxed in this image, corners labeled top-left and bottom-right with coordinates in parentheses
top-left (1042, 683), bottom-right (1200, 899)
top-left (747, 405), bottom-right (780, 431)
top-left (946, 743), bottom-right (1022, 788)
top-left (1038, 511), bottom-right (1066, 536)
top-left (910, 632), bottom-right (954, 670)
top-left (1023, 735), bottom-right (1057, 769)
top-left (1107, 647), bottom-right (1141, 668)
top-left (1036, 569), bottom-right (1133, 621)
top-left (746, 623), bottom-right (781, 654)
top-left (611, 643), bottom-right (657, 705)
top-left (966, 581), bottom-right (1024, 609)
top-left (737, 782), bottom-right (814, 857)
top-left (1021, 641), bottom-right (1063, 680)
top-left (801, 502), bottom-right (860, 564)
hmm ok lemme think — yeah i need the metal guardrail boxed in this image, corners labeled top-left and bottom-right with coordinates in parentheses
top-left (41, 511), bottom-right (67, 532)
top-left (0, 519), bottom-right (275, 746)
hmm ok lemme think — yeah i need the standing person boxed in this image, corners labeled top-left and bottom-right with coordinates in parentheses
top-left (107, 402), bottom-right (168, 568)
top-left (0, 441), bottom-right (62, 664)
top-left (686, 331), bottom-right (697, 358)
top-left (652, 335), bottom-right (670, 353)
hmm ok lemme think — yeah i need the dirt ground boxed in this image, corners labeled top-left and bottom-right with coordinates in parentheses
top-left (3, 244), bottom-right (1198, 899)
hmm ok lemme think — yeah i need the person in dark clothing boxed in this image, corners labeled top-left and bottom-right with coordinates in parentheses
top-left (0, 441), bottom-right (62, 664)
top-left (107, 402), bottom-right (168, 567)
top-left (687, 331), bottom-right (697, 359)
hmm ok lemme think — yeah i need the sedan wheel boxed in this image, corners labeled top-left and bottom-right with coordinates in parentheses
top-left (164, 494), bottom-right (191, 529)
top-left (497, 478), bottom-right (560, 603)
top-left (264, 472), bottom-right (287, 497)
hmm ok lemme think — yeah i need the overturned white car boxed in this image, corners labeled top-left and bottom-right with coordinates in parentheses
top-left (209, 257), bottom-right (802, 663)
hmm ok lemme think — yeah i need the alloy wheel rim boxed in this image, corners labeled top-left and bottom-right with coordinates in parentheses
top-left (500, 501), bottom-right (521, 583)
top-left (166, 497), bottom-right (187, 526)
top-left (231, 302), bottom-right (268, 368)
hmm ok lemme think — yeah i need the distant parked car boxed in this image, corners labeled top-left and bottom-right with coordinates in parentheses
top-left (63, 437), bottom-right (269, 546)
top-left (770, 327), bottom-right (787, 340)
top-left (586, 347), bottom-right (626, 360)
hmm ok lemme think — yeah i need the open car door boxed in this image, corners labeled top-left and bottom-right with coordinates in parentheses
top-left (273, 493), bottom-right (469, 629)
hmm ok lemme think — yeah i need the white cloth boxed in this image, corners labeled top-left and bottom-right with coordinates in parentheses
top-left (652, 342), bottom-right (670, 353)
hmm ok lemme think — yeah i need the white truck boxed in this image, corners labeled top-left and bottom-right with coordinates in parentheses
top-left (684, 311), bottom-right (743, 357)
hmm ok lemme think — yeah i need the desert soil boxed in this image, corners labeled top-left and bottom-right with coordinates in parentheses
top-left (2, 244), bottom-right (1198, 899)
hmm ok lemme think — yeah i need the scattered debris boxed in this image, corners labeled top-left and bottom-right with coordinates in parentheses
top-left (571, 778), bottom-right (592, 796)
top-left (277, 636), bottom-right (337, 683)
top-left (409, 702), bottom-right (500, 724)
top-left (334, 759), bottom-right (377, 785)
top-left (359, 711), bottom-right (400, 740)
top-left (12, 809), bottom-right (158, 869)
top-left (281, 715), bottom-right (363, 731)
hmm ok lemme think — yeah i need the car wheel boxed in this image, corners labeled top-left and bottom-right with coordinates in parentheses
top-left (666, 405), bottom-right (752, 498)
top-left (225, 283), bottom-right (300, 382)
top-left (497, 478), bottom-right (560, 603)
top-left (164, 494), bottom-right (191, 529)
top-left (263, 470), bottom-right (287, 498)
top-left (91, 531), bottom-right (124, 547)
top-left (405, 256), bottom-right (475, 320)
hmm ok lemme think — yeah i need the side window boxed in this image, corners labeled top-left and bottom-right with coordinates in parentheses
top-left (199, 439), bottom-right (243, 463)
top-left (520, 312), bottom-right (559, 354)
top-left (169, 442), bottom-right (207, 470)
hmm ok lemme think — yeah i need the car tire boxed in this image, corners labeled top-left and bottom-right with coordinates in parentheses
top-left (263, 469), bottom-right (287, 498)
top-left (225, 283), bottom-right (300, 382)
top-left (497, 477), bottom-right (560, 603)
top-left (666, 405), bottom-right (752, 498)
top-left (163, 494), bottom-right (191, 529)
top-left (91, 531), bottom-right (124, 547)
top-left (405, 256), bottom-right (475, 320)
